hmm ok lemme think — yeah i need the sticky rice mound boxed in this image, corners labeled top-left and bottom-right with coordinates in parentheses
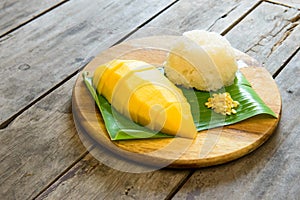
top-left (165, 30), bottom-right (238, 91)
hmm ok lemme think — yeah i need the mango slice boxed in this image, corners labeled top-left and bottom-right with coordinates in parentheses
top-left (93, 59), bottom-right (197, 138)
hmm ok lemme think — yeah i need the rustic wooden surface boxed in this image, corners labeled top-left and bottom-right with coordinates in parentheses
top-left (0, 0), bottom-right (66, 37)
top-left (0, 0), bottom-right (299, 199)
top-left (268, 0), bottom-right (300, 9)
top-left (72, 39), bottom-right (281, 168)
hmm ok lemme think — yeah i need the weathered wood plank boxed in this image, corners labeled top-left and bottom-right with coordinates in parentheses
top-left (225, 2), bottom-right (300, 75)
top-left (265, 15), bottom-right (300, 75)
top-left (35, 153), bottom-right (190, 200)
top-left (139, 0), bottom-right (259, 34)
top-left (0, 76), bottom-right (88, 199)
top-left (172, 52), bottom-right (300, 200)
top-left (0, 0), bottom-right (65, 37)
top-left (266, 0), bottom-right (300, 9)
top-left (0, 0), bottom-right (176, 125)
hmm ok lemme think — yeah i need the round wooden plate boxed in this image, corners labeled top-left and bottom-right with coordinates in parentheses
top-left (72, 36), bottom-right (281, 168)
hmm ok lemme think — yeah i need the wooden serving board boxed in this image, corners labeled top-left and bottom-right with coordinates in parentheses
top-left (72, 36), bottom-right (281, 168)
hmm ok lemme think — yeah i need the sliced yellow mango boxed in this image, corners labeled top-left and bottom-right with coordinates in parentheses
top-left (93, 59), bottom-right (197, 138)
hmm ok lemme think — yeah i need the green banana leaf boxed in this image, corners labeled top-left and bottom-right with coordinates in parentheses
top-left (82, 71), bottom-right (277, 140)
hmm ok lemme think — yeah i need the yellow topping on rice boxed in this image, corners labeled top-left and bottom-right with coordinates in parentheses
top-left (205, 92), bottom-right (239, 115)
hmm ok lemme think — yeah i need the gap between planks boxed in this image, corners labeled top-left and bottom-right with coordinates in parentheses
top-left (0, 0), bottom-right (70, 39)
top-left (0, 64), bottom-right (84, 129)
top-left (221, 0), bottom-right (263, 35)
top-left (263, 0), bottom-right (300, 9)
top-left (113, 0), bottom-right (180, 45)
top-left (221, 0), bottom-right (299, 36)
top-left (32, 151), bottom-right (90, 200)
top-left (164, 170), bottom-right (196, 200)
top-left (273, 46), bottom-right (300, 78)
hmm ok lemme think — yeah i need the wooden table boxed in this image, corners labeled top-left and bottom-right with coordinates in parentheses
top-left (0, 0), bottom-right (299, 199)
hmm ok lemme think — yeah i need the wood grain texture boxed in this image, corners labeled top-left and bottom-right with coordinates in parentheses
top-left (0, 0), bottom-right (64, 36)
top-left (0, 0), bottom-right (176, 125)
top-left (138, 0), bottom-right (259, 35)
top-left (0, 76), bottom-right (87, 200)
top-left (36, 153), bottom-right (190, 200)
top-left (266, 0), bottom-right (300, 8)
top-left (173, 52), bottom-right (300, 200)
top-left (72, 36), bottom-right (281, 168)
top-left (226, 2), bottom-right (300, 75)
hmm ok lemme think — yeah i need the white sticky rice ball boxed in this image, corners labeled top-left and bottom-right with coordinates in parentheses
top-left (165, 30), bottom-right (238, 91)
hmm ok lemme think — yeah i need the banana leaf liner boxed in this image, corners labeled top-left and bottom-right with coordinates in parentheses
top-left (82, 71), bottom-right (277, 140)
